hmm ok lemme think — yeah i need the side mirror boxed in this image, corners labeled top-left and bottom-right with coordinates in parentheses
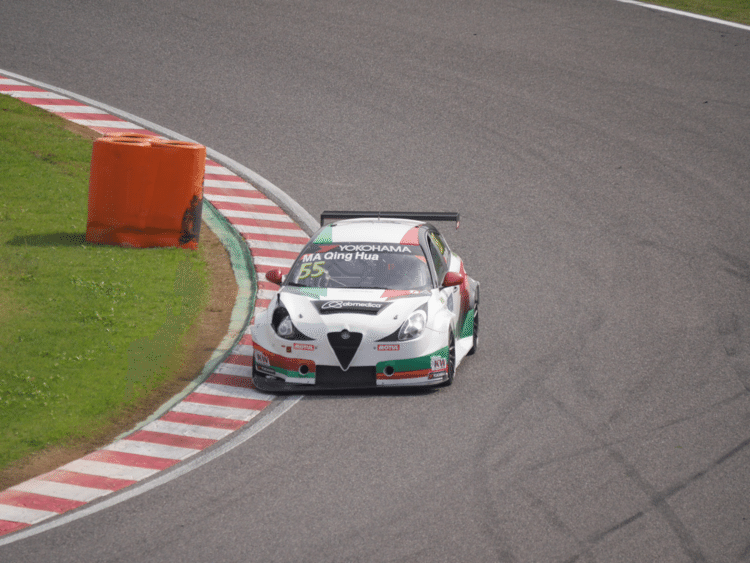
top-left (442, 271), bottom-right (464, 288)
top-left (266, 268), bottom-right (283, 286)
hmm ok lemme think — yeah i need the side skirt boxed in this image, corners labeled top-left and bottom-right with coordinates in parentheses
top-left (455, 335), bottom-right (474, 367)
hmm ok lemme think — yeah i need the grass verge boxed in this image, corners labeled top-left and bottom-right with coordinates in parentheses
top-left (639, 0), bottom-right (750, 25)
top-left (0, 94), bottom-right (211, 474)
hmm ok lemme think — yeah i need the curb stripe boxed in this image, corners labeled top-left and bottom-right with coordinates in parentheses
top-left (37, 469), bottom-right (136, 491)
top-left (213, 202), bottom-right (288, 215)
top-left (245, 238), bottom-right (306, 251)
top-left (40, 106), bottom-right (107, 113)
top-left (250, 247), bottom-right (300, 259)
top-left (231, 344), bottom-right (255, 356)
top-left (207, 373), bottom-right (255, 389)
top-left (250, 256), bottom-right (295, 269)
top-left (222, 210), bottom-right (298, 223)
top-left (195, 382), bottom-right (272, 401)
top-left (0, 521), bottom-right (30, 535)
top-left (0, 84), bottom-right (44, 92)
top-left (124, 430), bottom-right (217, 451)
top-left (10, 481), bottom-right (110, 503)
top-left (204, 179), bottom-right (260, 190)
top-left (227, 217), bottom-right (300, 230)
top-left (58, 113), bottom-right (130, 121)
top-left (242, 232), bottom-right (308, 245)
top-left (214, 363), bottom-right (254, 377)
top-left (253, 264), bottom-right (291, 275)
top-left (142, 420), bottom-right (234, 441)
top-left (0, 506), bottom-right (59, 524)
top-left (29, 96), bottom-right (87, 105)
top-left (159, 410), bottom-right (248, 430)
top-left (0, 491), bottom-right (85, 514)
top-left (182, 393), bottom-right (269, 411)
top-left (57, 461), bottom-right (156, 483)
top-left (16, 93), bottom-right (68, 100)
top-left (223, 354), bottom-right (253, 367)
top-left (204, 187), bottom-right (267, 199)
top-left (208, 194), bottom-right (277, 206)
top-left (204, 173), bottom-right (249, 182)
top-left (104, 440), bottom-right (200, 461)
top-left (170, 401), bottom-right (261, 421)
top-left (257, 280), bottom-right (282, 291)
top-left (82, 450), bottom-right (180, 471)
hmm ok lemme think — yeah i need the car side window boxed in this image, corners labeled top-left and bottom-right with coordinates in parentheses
top-left (433, 232), bottom-right (452, 266)
top-left (427, 235), bottom-right (448, 283)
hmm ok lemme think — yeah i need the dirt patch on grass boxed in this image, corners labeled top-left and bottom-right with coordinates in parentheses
top-left (0, 225), bottom-right (239, 491)
top-left (61, 120), bottom-right (102, 141)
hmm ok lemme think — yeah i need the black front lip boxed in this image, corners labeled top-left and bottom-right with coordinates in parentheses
top-left (251, 371), bottom-right (444, 393)
top-left (252, 372), bottom-right (377, 393)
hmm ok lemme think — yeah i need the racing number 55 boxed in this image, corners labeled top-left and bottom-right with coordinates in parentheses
top-left (298, 260), bottom-right (326, 280)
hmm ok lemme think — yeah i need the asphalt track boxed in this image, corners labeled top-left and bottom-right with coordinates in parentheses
top-left (1, 1), bottom-right (749, 562)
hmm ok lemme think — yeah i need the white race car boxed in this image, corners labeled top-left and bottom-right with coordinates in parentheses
top-left (251, 211), bottom-right (479, 391)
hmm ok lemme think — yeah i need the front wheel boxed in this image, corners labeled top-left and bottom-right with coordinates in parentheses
top-left (443, 332), bottom-right (456, 386)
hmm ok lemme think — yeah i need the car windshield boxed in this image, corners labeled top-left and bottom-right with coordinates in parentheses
top-left (286, 242), bottom-right (432, 290)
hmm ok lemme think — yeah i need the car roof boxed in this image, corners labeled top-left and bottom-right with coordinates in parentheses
top-left (312, 218), bottom-right (427, 245)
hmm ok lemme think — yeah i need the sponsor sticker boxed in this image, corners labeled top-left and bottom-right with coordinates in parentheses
top-left (314, 300), bottom-right (389, 315)
top-left (294, 343), bottom-right (316, 351)
top-left (429, 355), bottom-right (448, 379)
top-left (254, 350), bottom-right (275, 376)
top-left (338, 244), bottom-right (412, 253)
top-left (302, 244), bottom-right (412, 264)
top-left (377, 344), bottom-right (400, 352)
top-left (255, 350), bottom-right (270, 367)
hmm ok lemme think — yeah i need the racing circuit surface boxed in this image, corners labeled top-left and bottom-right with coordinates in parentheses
top-left (1, 1), bottom-right (749, 561)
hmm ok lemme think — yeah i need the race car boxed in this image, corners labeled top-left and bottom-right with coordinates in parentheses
top-left (250, 211), bottom-right (479, 391)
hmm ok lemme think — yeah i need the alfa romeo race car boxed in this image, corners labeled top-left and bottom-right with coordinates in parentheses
top-left (250, 211), bottom-right (479, 391)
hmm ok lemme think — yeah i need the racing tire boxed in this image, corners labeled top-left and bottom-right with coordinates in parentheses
top-left (443, 332), bottom-right (456, 386)
top-left (467, 287), bottom-right (479, 356)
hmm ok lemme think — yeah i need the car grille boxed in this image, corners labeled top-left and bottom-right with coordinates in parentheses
top-left (316, 365), bottom-right (376, 389)
top-left (327, 330), bottom-right (362, 370)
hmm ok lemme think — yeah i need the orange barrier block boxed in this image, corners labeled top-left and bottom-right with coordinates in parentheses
top-left (102, 132), bottom-right (161, 141)
top-left (85, 135), bottom-right (205, 249)
top-left (148, 140), bottom-right (206, 248)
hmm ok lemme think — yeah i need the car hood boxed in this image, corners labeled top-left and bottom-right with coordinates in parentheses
top-left (275, 286), bottom-right (433, 341)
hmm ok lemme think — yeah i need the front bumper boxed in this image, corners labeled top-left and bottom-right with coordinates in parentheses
top-left (251, 340), bottom-right (451, 392)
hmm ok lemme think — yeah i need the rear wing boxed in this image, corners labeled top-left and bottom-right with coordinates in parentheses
top-left (320, 211), bottom-right (460, 229)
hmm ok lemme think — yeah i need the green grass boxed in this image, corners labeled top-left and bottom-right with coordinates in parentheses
top-left (0, 94), bottom-right (209, 470)
top-left (640, 0), bottom-right (750, 25)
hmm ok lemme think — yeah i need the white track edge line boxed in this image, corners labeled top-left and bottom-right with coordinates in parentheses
top-left (614, 0), bottom-right (750, 31)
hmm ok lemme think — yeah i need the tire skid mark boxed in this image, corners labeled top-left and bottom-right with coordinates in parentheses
top-left (538, 387), bottom-right (711, 563)
top-left (470, 316), bottom-right (721, 563)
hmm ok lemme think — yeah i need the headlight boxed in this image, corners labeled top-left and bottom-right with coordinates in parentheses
top-left (271, 305), bottom-right (313, 341)
top-left (398, 310), bottom-right (427, 341)
top-left (272, 307), bottom-right (296, 340)
top-left (277, 314), bottom-right (294, 338)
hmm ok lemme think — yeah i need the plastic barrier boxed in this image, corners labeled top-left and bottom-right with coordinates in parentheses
top-left (85, 134), bottom-right (206, 249)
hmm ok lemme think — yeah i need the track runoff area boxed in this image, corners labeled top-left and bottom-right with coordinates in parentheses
top-left (0, 72), bottom-right (309, 540)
